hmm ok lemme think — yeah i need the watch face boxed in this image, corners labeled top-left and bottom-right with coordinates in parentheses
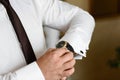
top-left (56, 41), bottom-right (66, 48)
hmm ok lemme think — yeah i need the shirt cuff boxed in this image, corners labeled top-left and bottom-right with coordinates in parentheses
top-left (74, 55), bottom-right (83, 59)
top-left (15, 62), bottom-right (45, 80)
top-left (59, 37), bottom-right (87, 59)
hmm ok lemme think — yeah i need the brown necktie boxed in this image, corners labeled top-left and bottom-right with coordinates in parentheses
top-left (0, 0), bottom-right (36, 64)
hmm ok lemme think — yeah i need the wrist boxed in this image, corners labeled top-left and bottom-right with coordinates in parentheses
top-left (56, 41), bottom-right (77, 56)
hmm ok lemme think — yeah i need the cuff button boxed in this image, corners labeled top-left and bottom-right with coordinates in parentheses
top-left (80, 50), bottom-right (84, 54)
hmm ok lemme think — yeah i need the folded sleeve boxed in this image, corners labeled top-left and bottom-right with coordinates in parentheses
top-left (42, 0), bottom-right (95, 59)
top-left (0, 62), bottom-right (45, 80)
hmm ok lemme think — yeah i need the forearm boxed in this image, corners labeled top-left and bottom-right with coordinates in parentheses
top-left (59, 8), bottom-right (95, 59)
top-left (42, 0), bottom-right (95, 59)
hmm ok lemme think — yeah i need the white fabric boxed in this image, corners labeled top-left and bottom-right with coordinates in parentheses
top-left (44, 26), bottom-right (60, 48)
top-left (0, 0), bottom-right (95, 80)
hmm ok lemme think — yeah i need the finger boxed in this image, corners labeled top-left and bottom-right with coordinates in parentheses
top-left (60, 77), bottom-right (67, 80)
top-left (62, 67), bottom-right (75, 77)
top-left (61, 52), bottom-right (74, 63)
top-left (63, 59), bottom-right (76, 70)
top-left (52, 48), bottom-right (70, 57)
top-left (46, 48), bottom-right (56, 52)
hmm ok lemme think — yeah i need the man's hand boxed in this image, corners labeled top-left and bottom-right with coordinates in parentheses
top-left (36, 48), bottom-right (76, 80)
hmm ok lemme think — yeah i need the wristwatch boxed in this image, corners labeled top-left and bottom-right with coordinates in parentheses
top-left (56, 41), bottom-right (76, 55)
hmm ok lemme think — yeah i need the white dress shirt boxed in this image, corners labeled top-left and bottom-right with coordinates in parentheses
top-left (0, 0), bottom-right (95, 80)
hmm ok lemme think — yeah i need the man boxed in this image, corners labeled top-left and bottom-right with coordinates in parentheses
top-left (0, 0), bottom-right (95, 80)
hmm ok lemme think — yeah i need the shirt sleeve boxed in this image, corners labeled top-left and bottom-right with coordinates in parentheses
top-left (42, 0), bottom-right (95, 59)
top-left (44, 26), bottom-right (60, 49)
top-left (0, 62), bottom-right (45, 80)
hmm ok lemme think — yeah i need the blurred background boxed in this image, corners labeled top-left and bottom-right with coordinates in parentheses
top-left (63, 0), bottom-right (120, 80)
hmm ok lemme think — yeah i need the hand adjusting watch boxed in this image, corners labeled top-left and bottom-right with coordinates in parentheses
top-left (56, 41), bottom-right (77, 56)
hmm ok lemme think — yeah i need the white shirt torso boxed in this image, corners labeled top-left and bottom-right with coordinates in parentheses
top-left (0, 0), bottom-right (95, 80)
top-left (0, 0), bottom-right (46, 74)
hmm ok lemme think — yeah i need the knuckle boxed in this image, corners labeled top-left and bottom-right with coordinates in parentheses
top-left (68, 52), bottom-right (74, 59)
top-left (72, 59), bottom-right (76, 66)
top-left (70, 59), bottom-right (75, 67)
top-left (63, 68), bottom-right (75, 77)
top-left (46, 48), bottom-right (55, 55)
top-left (66, 60), bottom-right (76, 69)
top-left (48, 48), bottom-right (54, 52)
top-left (51, 52), bottom-right (61, 63)
top-left (51, 52), bottom-right (58, 59)
top-left (68, 68), bottom-right (75, 76)
top-left (52, 50), bottom-right (59, 55)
